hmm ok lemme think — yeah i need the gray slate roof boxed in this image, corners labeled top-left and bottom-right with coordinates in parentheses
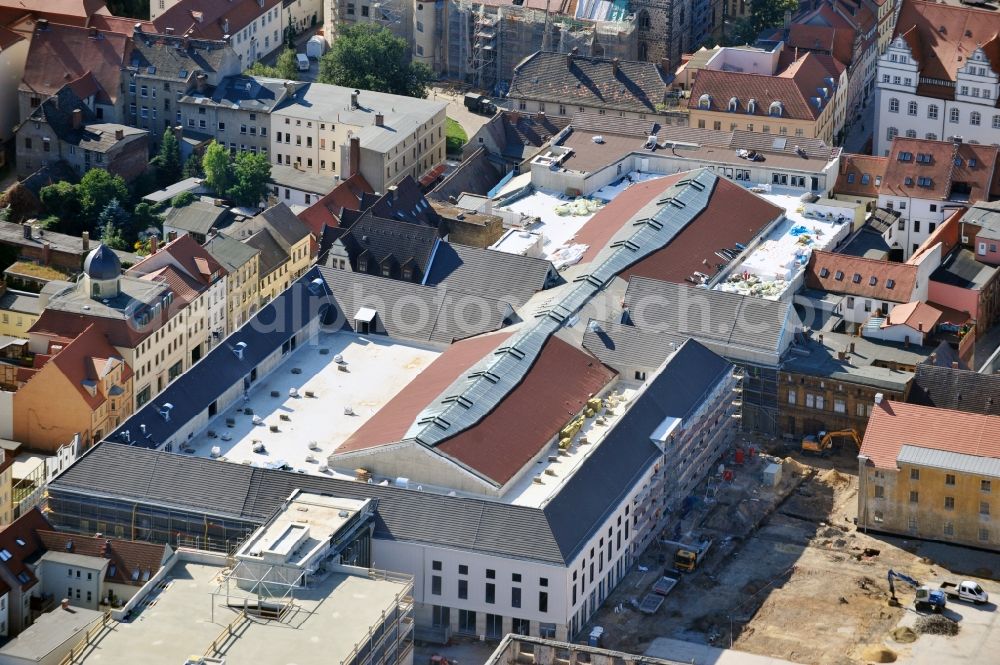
top-left (163, 200), bottom-right (231, 235)
top-left (424, 243), bottom-right (558, 308)
top-left (907, 364), bottom-right (1000, 416)
top-left (268, 165), bottom-right (337, 195)
top-left (962, 200), bottom-right (1000, 240)
top-left (251, 203), bottom-right (311, 251)
top-left (0, 221), bottom-right (88, 257)
top-left (0, 289), bottom-right (42, 315)
top-left (203, 232), bottom-right (260, 272)
top-left (23, 86), bottom-right (146, 153)
top-left (509, 52), bottom-right (668, 114)
top-left (898, 445), bottom-right (1000, 479)
top-left (622, 277), bottom-right (793, 361)
top-left (319, 266), bottom-right (511, 344)
top-left (184, 75), bottom-right (294, 112)
top-left (582, 318), bottom-right (692, 371)
top-left (930, 248), bottom-right (996, 289)
top-left (130, 36), bottom-right (232, 82)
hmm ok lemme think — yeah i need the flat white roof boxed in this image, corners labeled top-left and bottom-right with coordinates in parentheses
top-left (715, 186), bottom-right (851, 299)
top-left (182, 331), bottom-right (440, 475)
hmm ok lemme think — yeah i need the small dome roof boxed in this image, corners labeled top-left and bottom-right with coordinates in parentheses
top-left (84, 243), bottom-right (121, 281)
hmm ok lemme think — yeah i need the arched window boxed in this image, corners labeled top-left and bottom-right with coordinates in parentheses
top-left (769, 101), bottom-right (783, 117)
top-left (887, 126), bottom-right (898, 140)
top-left (747, 98), bottom-right (757, 114)
top-left (907, 101), bottom-right (918, 116)
top-left (728, 96), bottom-right (738, 111)
top-left (928, 105), bottom-right (938, 119)
top-left (638, 9), bottom-right (651, 29)
top-left (971, 111), bottom-right (981, 126)
top-left (993, 115), bottom-right (1000, 129)
top-left (905, 129), bottom-right (917, 138)
top-left (950, 108), bottom-right (960, 123)
top-left (698, 94), bottom-right (711, 110)
top-left (889, 98), bottom-right (899, 113)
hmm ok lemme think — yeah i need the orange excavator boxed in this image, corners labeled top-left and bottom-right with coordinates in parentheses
top-left (801, 429), bottom-right (861, 456)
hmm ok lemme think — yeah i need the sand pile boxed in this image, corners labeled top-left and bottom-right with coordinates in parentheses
top-left (861, 646), bottom-right (897, 662)
top-left (890, 626), bottom-right (918, 643)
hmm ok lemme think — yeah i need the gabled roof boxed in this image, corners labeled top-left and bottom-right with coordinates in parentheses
top-left (128, 32), bottom-right (233, 82)
top-left (582, 318), bottom-right (692, 370)
top-left (153, 0), bottom-right (282, 42)
top-left (0, 508), bottom-right (52, 592)
top-left (835, 154), bottom-right (887, 198)
top-left (908, 364), bottom-right (1000, 415)
top-left (21, 85), bottom-right (145, 151)
top-left (336, 211), bottom-right (439, 281)
top-left (881, 300), bottom-right (941, 332)
top-left (0, 0), bottom-right (108, 23)
top-left (805, 250), bottom-right (918, 301)
top-left (688, 52), bottom-right (839, 121)
top-left (21, 22), bottom-right (130, 105)
top-left (46, 323), bottom-right (131, 409)
top-left (248, 203), bottom-right (310, 252)
top-left (893, 0), bottom-right (1000, 84)
top-left (785, 23), bottom-right (856, 66)
top-left (138, 264), bottom-right (203, 306)
top-left (202, 231), bottom-right (259, 272)
top-left (423, 243), bottom-right (557, 308)
top-left (129, 232), bottom-right (226, 287)
top-left (297, 174), bottom-right (375, 237)
top-left (163, 200), bottom-right (231, 236)
top-left (36, 530), bottom-right (167, 587)
top-left (509, 51), bottom-right (669, 114)
top-left (930, 247), bottom-right (997, 290)
top-left (861, 400), bottom-right (1000, 469)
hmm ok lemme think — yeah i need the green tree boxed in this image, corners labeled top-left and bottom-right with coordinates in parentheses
top-left (228, 151), bottom-right (272, 207)
top-left (170, 191), bottom-right (196, 208)
top-left (78, 169), bottom-right (129, 227)
top-left (726, 0), bottom-right (799, 45)
top-left (99, 220), bottom-right (129, 251)
top-left (39, 181), bottom-right (81, 223)
top-left (246, 48), bottom-right (299, 81)
top-left (202, 141), bottom-right (234, 197)
top-left (318, 24), bottom-right (432, 98)
top-left (182, 154), bottom-right (203, 179)
top-left (98, 198), bottom-right (131, 237)
top-left (132, 202), bottom-right (162, 238)
top-left (154, 129), bottom-right (183, 186)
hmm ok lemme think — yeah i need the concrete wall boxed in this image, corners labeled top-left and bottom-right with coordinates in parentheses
top-left (330, 443), bottom-right (497, 496)
top-left (38, 559), bottom-right (104, 610)
top-left (928, 279), bottom-right (978, 322)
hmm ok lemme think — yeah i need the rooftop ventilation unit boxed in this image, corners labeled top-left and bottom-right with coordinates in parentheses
top-left (233, 341), bottom-right (248, 359)
top-left (159, 403), bottom-right (174, 422)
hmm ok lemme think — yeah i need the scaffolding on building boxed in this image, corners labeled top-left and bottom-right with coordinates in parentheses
top-left (447, 0), bottom-right (638, 94)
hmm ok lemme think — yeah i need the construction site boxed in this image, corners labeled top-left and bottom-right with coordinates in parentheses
top-left (427, 0), bottom-right (638, 94)
top-left (584, 437), bottom-right (1000, 665)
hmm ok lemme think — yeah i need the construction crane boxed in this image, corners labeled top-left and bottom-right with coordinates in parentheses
top-left (887, 569), bottom-right (946, 612)
top-left (801, 428), bottom-right (861, 456)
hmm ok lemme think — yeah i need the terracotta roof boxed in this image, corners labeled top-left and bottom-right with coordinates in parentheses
top-left (435, 335), bottom-right (616, 486)
top-left (881, 138), bottom-right (998, 201)
top-left (835, 154), bottom-right (887, 197)
top-left (894, 0), bottom-right (1000, 85)
top-left (0, 24), bottom-right (23, 49)
top-left (861, 399), bottom-right (1000, 469)
top-left (128, 233), bottom-right (226, 287)
top-left (153, 0), bottom-right (281, 42)
top-left (46, 323), bottom-right (131, 409)
top-left (575, 174), bottom-right (781, 282)
top-left (689, 52), bottom-right (839, 121)
top-left (21, 22), bottom-right (130, 105)
top-left (337, 331), bottom-right (514, 454)
top-left (786, 23), bottom-right (856, 66)
top-left (0, 508), bottom-right (52, 592)
top-left (35, 530), bottom-right (167, 587)
top-left (509, 51), bottom-right (669, 114)
top-left (882, 301), bottom-right (942, 332)
top-left (30, 307), bottom-right (151, 348)
top-left (139, 264), bottom-right (203, 306)
top-left (805, 250), bottom-right (918, 301)
top-left (0, 0), bottom-right (108, 24)
top-left (86, 14), bottom-right (154, 35)
top-left (298, 174), bottom-right (375, 238)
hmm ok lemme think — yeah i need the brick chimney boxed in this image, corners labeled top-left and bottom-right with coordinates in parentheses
top-left (952, 361), bottom-right (959, 369)
top-left (612, 57), bottom-right (620, 76)
top-left (150, 235), bottom-right (158, 254)
top-left (22, 223), bottom-right (31, 240)
top-left (567, 46), bottom-right (579, 70)
top-left (82, 230), bottom-right (90, 251)
top-left (42, 241), bottom-right (51, 266)
top-left (196, 73), bottom-right (207, 94)
top-left (72, 109), bottom-right (83, 130)
top-left (660, 57), bottom-right (671, 76)
top-left (167, 230), bottom-right (178, 242)
top-left (374, 113), bottom-right (384, 127)
top-left (349, 136), bottom-right (360, 177)
top-left (115, 128), bottom-right (124, 140)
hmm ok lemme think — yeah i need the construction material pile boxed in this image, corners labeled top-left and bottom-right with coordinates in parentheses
top-left (916, 614), bottom-right (960, 636)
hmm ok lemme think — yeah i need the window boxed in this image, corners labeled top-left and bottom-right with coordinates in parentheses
top-left (981, 501), bottom-right (990, 516)
top-left (971, 111), bottom-right (981, 126)
top-left (910, 468), bottom-right (919, 480)
top-left (485, 582), bottom-right (495, 603)
top-left (458, 579), bottom-right (468, 599)
top-left (950, 108), bottom-right (960, 123)
top-left (944, 496), bottom-right (955, 510)
top-left (634, 370), bottom-right (646, 381)
top-left (787, 390), bottom-right (796, 405)
top-left (886, 127), bottom-right (898, 141)
top-left (980, 528), bottom-right (990, 542)
top-left (983, 480), bottom-right (992, 493)
top-left (946, 474), bottom-right (956, 486)
top-left (512, 573), bottom-right (521, 582)
top-left (909, 491), bottom-right (919, 503)
top-left (944, 521), bottom-right (954, 536)
top-left (458, 609), bottom-right (476, 634)
top-left (431, 575), bottom-right (441, 595)
top-left (874, 510), bottom-right (884, 523)
top-left (512, 587), bottom-right (522, 608)
top-left (928, 105), bottom-right (938, 119)
top-left (539, 591), bottom-right (549, 613)
top-left (908, 101), bottom-right (918, 115)
top-left (874, 485), bottom-right (885, 499)
top-left (834, 399), bottom-right (846, 413)
top-left (458, 564), bottom-right (468, 575)
top-left (889, 98), bottom-right (899, 113)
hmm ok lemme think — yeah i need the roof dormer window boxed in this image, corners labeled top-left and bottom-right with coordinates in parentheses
top-left (747, 98), bottom-right (757, 114)
top-left (698, 94), bottom-right (711, 110)
top-left (769, 101), bottom-right (783, 117)
top-left (728, 97), bottom-right (738, 112)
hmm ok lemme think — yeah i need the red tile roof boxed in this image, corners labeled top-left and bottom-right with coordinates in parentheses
top-left (835, 154), bottom-right (887, 198)
top-left (46, 323), bottom-right (131, 409)
top-left (689, 52), bottom-right (839, 121)
top-left (297, 174), bottom-right (374, 238)
top-left (895, 0), bottom-right (1000, 85)
top-left (129, 233), bottom-right (226, 287)
top-left (882, 300), bottom-right (941, 332)
top-left (786, 23), bottom-right (856, 66)
top-left (861, 400), bottom-right (1000, 469)
top-left (881, 138), bottom-right (998, 202)
top-left (0, 508), bottom-right (52, 592)
top-left (36, 530), bottom-right (167, 587)
top-left (0, 0), bottom-right (108, 25)
top-left (21, 22), bottom-right (130, 105)
top-left (86, 14), bottom-right (154, 35)
top-left (337, 330), bottom-right (514, 454)
top-left (139, 264), bottom-right (203, 306)
top-left (805, 250), bottom-right (918, 301)
top-left (0, 24), bottom-right (23, 49)
top-left (435, 335), bottom-right (616, 486)
top-left (153, 0), bottom-right (281, 41)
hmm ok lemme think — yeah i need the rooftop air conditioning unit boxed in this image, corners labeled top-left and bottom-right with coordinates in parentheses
top-left (159, 403), bottom-right (173, 422)
top-left (233, 341), bottom-right (247, 359)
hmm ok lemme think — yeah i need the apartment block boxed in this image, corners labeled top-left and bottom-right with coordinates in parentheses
top-left (202, 232), bottom-right (261, 331)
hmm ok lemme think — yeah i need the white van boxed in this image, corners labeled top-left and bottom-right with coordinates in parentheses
top-left (296, 53), bottom-right (310, 72)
